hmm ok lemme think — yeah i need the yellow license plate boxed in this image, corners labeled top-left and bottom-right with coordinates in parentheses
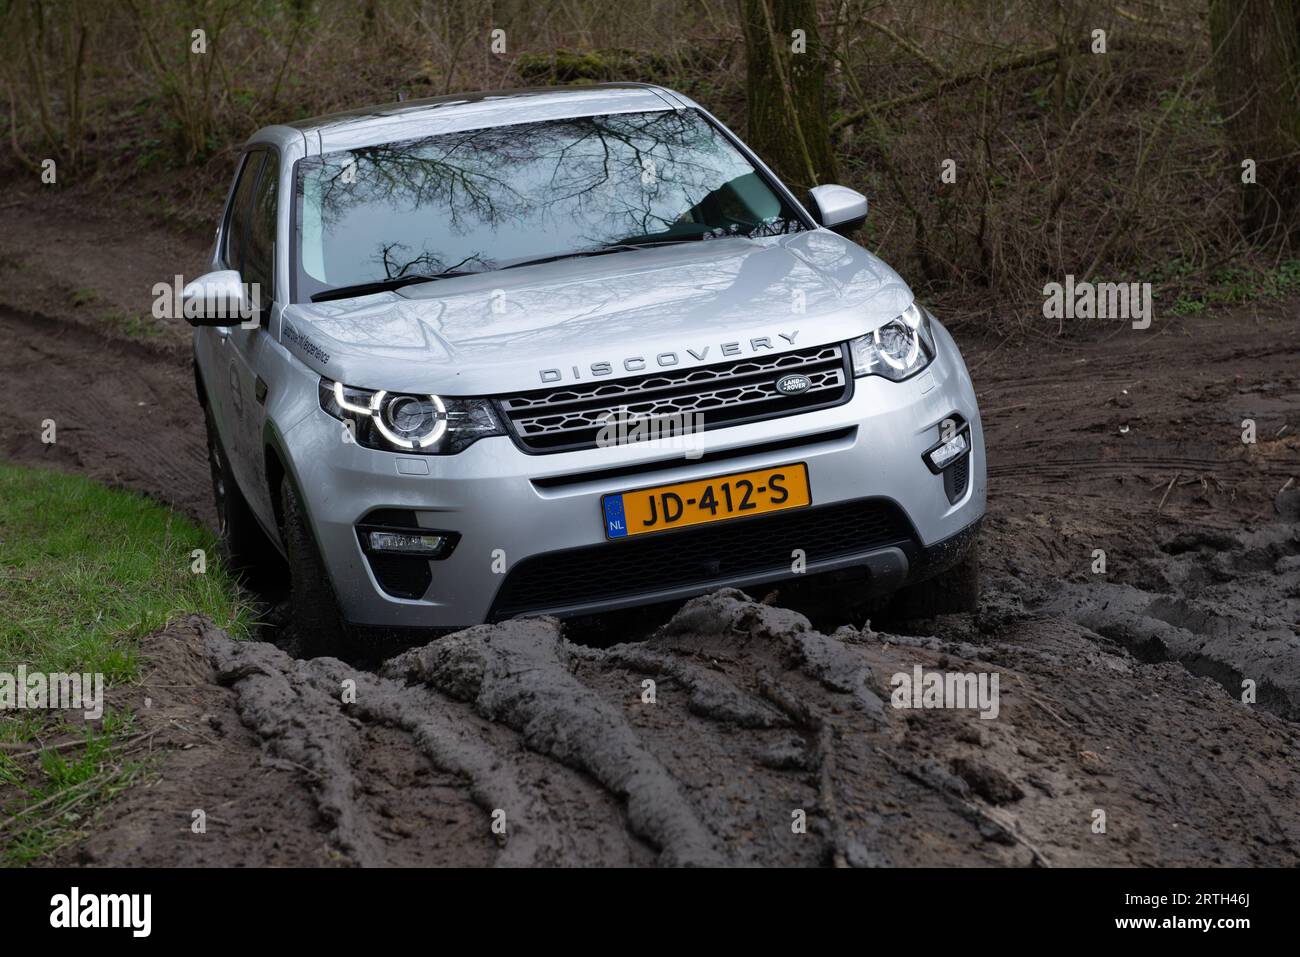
top-left (602, 464), bottom-right (811, 539)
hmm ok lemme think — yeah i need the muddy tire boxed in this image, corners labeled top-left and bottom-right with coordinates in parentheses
top-left (280, 480), bottom-right (352, 659)
top-left (204, 404), bottom-right (284, 586)
top-left (890, 544), bottom-right (980, 619)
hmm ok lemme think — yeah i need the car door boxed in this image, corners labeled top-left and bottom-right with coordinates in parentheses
top-left (222, 148), bottom-right (279, 533)
top-left (204, 148), bottom-right (263, 482)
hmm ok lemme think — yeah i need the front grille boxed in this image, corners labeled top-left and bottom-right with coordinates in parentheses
top-left (499, 344), bottom-right (852, 453)
top-left (488, 497), bottom-right (914, 619)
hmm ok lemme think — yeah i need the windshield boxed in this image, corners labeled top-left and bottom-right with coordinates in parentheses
top-left (292, 108), bottom-right (807, 301)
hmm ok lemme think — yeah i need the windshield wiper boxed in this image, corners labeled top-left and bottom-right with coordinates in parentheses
top-left (314, 241), bottom-right (705, 298)
top-left (499, 239), bottom-right (697, 272)
top-left (310, 270), bottom-right (480, 303)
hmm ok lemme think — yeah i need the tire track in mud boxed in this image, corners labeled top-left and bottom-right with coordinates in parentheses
top-left (113, 578), bottom-right (1300, 868)
top-left (204, 600), bottom-right (873, 867)
top-left (1031, 520), bottom-right (1300, 721)
top-left (206, 621), bottom-right (656, 867)
top-left (383, 619), bottom-right (728, 866)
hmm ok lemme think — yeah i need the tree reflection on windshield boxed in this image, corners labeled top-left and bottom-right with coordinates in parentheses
top-left (295, 108), bottom-right (805, 297)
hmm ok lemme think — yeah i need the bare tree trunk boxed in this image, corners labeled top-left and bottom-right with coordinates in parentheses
top-left (737, 0), bottom-right (838, 193)
top-left (1208, 0), bottom-right (1300, 243)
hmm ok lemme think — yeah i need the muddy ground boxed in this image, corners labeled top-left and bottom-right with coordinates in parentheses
top-left (1, 197), bottom-right (1299, 866)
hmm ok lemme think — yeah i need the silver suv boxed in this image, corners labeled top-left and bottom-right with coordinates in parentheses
top-left (184, 84), bottom-right (986, 655)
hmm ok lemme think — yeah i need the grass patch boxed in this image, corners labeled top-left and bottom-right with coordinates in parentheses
top-left (0, 464), bottom-right (251, 864)
top-left (105, 310), bottom-right (164, 341)
top-left (0, 720), bottom-right (146, 867)
top-left (0, 463), bottom-right (250, 680)
top-left (1161, 259), bottom-right (1300, 316)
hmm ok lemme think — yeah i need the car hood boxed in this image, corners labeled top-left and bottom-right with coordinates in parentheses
top-left (279, 230), bottom-right (914, 396)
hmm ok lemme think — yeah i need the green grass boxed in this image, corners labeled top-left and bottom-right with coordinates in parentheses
top-left (0, 708), bottom-right (147, 866)
top-left (0, 712), bottom-right (43, 747)
top-left (0, 463), bottom-right (250, 682)
top-left (105, 310), bottom-right (163, 341)
top-left (1, 735), bottom-right (145, 867)
top-left (1156, 258), bottom-right (1300, 316)
top-left (41, 711), bottom-right (134, 789)
top-left (0, 464), bottom-right (251, 864)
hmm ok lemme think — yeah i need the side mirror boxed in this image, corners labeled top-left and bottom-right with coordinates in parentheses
top-left (181, 270), bottom-right (256, 327)
top-left (809, 184), bottom-right (868, 236)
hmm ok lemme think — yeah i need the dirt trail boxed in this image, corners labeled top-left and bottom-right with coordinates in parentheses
top-left (64, 585), bottom-right (1300, 867)
top-left (0, 190), bottom-right (208, 352)
top-left (0, 309), bottom-right (213, 523)
top-left (1039, 521), bottom-right (1300, 721)
top-left (2, 203), bottom-right (1298, 865)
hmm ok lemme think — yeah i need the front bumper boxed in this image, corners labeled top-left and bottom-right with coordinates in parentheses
top-left (282, 323), bottom-right (986, 629)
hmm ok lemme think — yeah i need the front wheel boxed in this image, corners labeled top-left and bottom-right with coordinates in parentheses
top-left (204, 403), bottom-right (284, 587)
top-left (280, 480), bottom-right (353, 659)
top-left (889, 543), bottom-right (980, 619)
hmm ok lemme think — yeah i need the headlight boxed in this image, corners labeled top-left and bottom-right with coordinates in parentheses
top-left (318, 378), bottom-right (505, 454)
top-left (848, 302), bottom-right (935, 381)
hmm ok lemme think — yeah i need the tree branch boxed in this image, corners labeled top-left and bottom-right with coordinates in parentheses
top-left (832, 40), bottom-right (1090, 132)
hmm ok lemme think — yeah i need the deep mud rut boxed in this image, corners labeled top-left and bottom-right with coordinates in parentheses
top-left (2, 272), bottom-right (1299, 864)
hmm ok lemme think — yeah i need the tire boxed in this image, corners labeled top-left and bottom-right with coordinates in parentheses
top-left (203, 403), bottom-right (284, 586)
top-left (889, 543), bottom-right (980, 619)
top-left (280, 480), bottom-right (352, 659)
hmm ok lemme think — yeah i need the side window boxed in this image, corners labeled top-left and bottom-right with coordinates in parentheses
top-left (245, 151), bottom-right (278, 306)
top-left (223, 151), bottom-right (264, 274)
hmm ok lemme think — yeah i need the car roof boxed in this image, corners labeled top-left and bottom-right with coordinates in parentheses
top-left (250, 83), bottom-right (692, 157)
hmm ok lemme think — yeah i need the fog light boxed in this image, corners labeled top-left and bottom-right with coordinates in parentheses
top-left (367, 531), bottom-right (447, 555)
top-left (925, 432), bottom-right (969, 471)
